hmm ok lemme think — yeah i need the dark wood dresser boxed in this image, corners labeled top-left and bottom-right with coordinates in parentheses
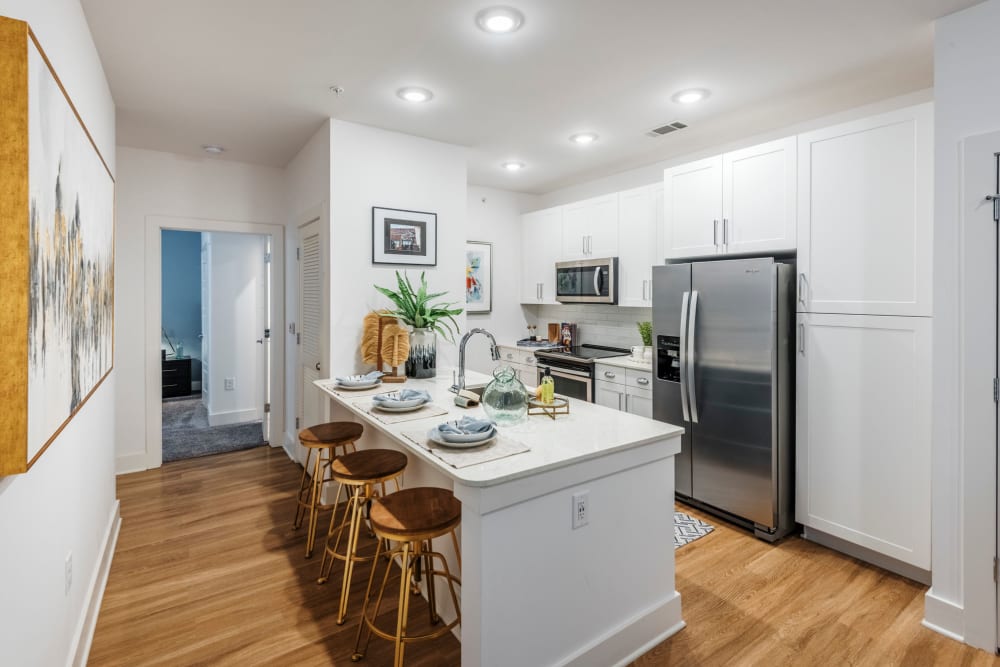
top-left (162, 357), bottom-right (192, 398)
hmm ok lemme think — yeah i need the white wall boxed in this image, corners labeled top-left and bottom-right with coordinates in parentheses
top-left (927, 0), bottom-right (1000, 650)
top-left (114, 146), bottom-right (284, 472)
top-left (328, 120), bottom-right (468, 373)
top-left (464, 186), bottom-right (539, 372)
top-left (0, 1), bottom-right (117, 665)
top-left (534, 90), bottom-right (933, 210)
top-left (203, 232), bottom-right (268, 426)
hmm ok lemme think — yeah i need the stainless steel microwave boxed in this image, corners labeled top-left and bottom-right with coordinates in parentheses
top-left (555, 257), bottom-right (618, 304)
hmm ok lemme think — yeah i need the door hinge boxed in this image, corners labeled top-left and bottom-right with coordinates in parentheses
top-left (264, 328), bottom-right (271, 339)
top-left (296, 333), bottom-right (301, 345)
top-left (295, 416), bottom-right (300, 429)
top-left (994, 556), bottom-right (998, 582)
top-left (993, 377), bottom-right (998, 402)
top-left (264, 252), bottom-right (272, 263)
top-left (988, 194), bottom-right (1000, 223)
top-left (296, 247), bottom-right (300, 260)
top-left (264, 402), bottom-right (271, 414)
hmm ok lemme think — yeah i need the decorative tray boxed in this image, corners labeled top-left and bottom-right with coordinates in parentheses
top-left (528, 396), bottom-right (570, 420)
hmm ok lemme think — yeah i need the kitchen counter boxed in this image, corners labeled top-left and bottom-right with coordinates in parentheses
top-left (316, 368), bottom-right (684, 666)
top-left (596, 354), bottom-right (653, 371)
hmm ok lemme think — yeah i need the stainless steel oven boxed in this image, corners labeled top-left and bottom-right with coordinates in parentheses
top-left (535, 358), bottom-right (593, 402)
top-left (555, 257), bottom-right (618, 304)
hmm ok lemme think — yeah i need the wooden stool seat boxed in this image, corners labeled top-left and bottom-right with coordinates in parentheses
top-left (332, 449), bottom-right (408, 483)
top-left (299, 422), bottom-right (364, 447)
top-left (318, 449), bottom-right (409, 626)
top-left (293, 421), bottom-right (364, 558)
top-left (353, 487), bottom-right (462, 666)
top-left (369, 487), bottom-right (461, 541)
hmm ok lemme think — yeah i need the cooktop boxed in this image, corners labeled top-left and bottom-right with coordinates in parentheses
top-left (536, 344), bottom-right (630, 362)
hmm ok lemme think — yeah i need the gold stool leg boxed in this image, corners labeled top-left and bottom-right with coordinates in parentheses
top-left (352, 537), bottom-right (393, 662)
top-left (304, 448), bottom-right (325, 558)
top-left (316, 482), bottom-right (348, 584)
top-left (337, 484), bottom-right (366, 625)
top-left (393, 541), bottom-right (413, 667)
top-left (293, 447), bottom-right (313, 529)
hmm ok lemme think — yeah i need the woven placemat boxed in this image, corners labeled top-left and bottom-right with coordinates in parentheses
top-left (353, 400), bottom-right (449, 425)
top-left (401, 430), bottom-right (530, 469)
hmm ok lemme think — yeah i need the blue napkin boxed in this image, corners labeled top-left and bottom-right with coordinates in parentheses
top-left (437, 416), bottom-right (495, 435)
top-left (373, 389), bottom-right (431, 404)
top-left (335, 370), bottom-right (384, 383)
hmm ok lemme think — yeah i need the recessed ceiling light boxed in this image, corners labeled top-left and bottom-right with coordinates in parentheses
top-left (501, 161), bottom-right (525, 172)
top-left (476, 6), bottom-right (525, 34)
top-left (672, 88), bottom-right (710, 105)
top-left (570, 133), bottom-right (599, 145)
top-left (397, 86), bottom-right (433, 103)
top-left (201, 144), bottom-right (225, 154)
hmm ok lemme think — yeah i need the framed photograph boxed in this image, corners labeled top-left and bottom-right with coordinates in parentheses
top-left (0, 18), bottom-right (115, 475)
top-left (465, 241), bottom-right (493, 314)
top-left (372, 206), bottom-right (437, 266)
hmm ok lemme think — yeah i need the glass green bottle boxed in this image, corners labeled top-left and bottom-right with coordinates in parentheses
top-left (481, 366), bottom-right (529, 426)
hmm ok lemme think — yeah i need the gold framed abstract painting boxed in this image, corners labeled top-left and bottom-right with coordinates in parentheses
top-left (0, 17), bottom-right (115, 476)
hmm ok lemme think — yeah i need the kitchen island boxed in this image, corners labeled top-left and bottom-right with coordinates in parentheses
top-left (317, 369), bottom-right (684, 667)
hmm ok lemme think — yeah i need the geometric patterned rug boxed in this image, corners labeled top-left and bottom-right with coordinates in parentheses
top-left (674, 511), bottom-right (714, 548)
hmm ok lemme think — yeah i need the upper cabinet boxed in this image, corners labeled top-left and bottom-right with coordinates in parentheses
top-left (796, 103), bottom-right (933, 317)
top-left (520, 206), bottom-right (562, 305)
top-left (618, 184), bottom-right (661, 307)
top-left (664, 138), bottom-right (797, 259)
top-left (561, 193), bottom-right (619, 259)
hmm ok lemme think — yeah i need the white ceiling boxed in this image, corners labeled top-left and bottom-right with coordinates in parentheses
top-left (81, 0), bottom-right (977, 194)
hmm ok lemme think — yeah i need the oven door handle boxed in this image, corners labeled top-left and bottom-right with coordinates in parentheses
top-left (539, 364), bottom-right (592, 380)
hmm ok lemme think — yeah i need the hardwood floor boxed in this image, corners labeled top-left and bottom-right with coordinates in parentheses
top-left (91, 446), bottom-right (998, 666)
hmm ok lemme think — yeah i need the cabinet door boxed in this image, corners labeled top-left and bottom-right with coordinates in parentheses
top-left (595, 380), bottom-right (624, 411)
top-left (586, 193), bottom-right (619, 257)
top-left (723, 137), bottom-right (797, 255)
top-left (797, 103), bottom-right (932, 316)
top-left (618, 185), bottom-right (657, 307)
top-left (625, 386), bottom-right (652, 419)
top-left (561, 199), bottom-right (591, 259)
top-left (520, 207), bottom-right (562, 304)
top-left (664, 156), bottom-right (723, 259)
top-left (796, 312), bottom-right (931, 569)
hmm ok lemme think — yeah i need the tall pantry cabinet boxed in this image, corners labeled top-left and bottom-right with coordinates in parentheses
top-left (795, 103), bottom-right (933, 572)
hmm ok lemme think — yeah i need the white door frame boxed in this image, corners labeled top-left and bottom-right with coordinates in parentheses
top-left (144, 214), bottom-right (286, 469)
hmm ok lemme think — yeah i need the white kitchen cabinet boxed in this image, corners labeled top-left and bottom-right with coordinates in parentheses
top-left (618, 184), bottom-right (660, 307)
top-left (723, 137), bottom-right (797, 255)
top-left (663, 156), bottom-right (722, 259)
top-left (625, 386), bottom-right (652, 418)
top-left (796, 103), bottom-right (933, 316)
top-left (561, 193), bottom-right (619, 259)
top-left (795, 312), bottom-right (931, 570)
top-left (520, 206), bottom-right (562, 304)
top-left (664, 138), bottom-right (796, 260)
top-left (595, 381), bottom-right (625, 411)
top-left (595, 364), bottom-right (652, 418)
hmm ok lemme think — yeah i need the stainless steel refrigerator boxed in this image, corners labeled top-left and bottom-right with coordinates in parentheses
top-left (652, 257), bottom-right (794, 542)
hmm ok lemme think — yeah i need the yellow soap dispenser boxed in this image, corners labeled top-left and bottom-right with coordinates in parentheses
top-left (541, 367), bottom-right (555, 404)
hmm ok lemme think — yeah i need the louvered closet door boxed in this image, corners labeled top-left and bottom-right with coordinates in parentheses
top-left (298, 217), bottom-right (328, 462)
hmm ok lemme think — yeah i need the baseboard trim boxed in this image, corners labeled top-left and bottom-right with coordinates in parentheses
top-left (207, 408), bottom-right (258, 427)
top-left (115, 452), bottom-right (150, 475)
top-left (69, 499), bottom-right (121, 667)
top-left (562, 591), bottom-right (684, 667)
top-left (923, 590), bottom-right (964, 643)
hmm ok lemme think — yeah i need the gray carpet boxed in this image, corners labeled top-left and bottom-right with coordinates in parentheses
top-left (162, 395), bottom-right (266, 462)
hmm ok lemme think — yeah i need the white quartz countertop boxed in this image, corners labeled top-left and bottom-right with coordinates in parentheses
top-left (595, 355), bottom-right (653, 371)
top-left (315, 369), bottom-right (682, 488)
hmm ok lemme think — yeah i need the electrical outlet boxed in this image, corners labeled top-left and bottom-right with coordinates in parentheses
top-left (224, 378), bottom-right (235, 391)
top-left (572, 491), bottom-right (589, 530)
top-left (64, 552), bottom-right (72, 595)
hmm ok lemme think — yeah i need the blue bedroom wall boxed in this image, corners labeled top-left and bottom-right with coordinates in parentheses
top-left (161, 230), bottom-right (202, 380)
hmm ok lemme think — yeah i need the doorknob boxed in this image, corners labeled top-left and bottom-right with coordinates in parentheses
top-left (315, 362), bottom-right (321, 371)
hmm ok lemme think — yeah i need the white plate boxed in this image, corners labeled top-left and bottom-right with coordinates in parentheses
top-left (373, 401), bottom-right (427, 413)
top-left (333, 380), bottom-right (381, 391)
top-left (372, 391), bottom-right (426, 409)
top-left (426, 427), bottom-right (497, 449)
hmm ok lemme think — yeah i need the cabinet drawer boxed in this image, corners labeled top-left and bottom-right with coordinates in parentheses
top-left (596, 365), bottom-right (625, 385)
top-left (499, 346), bottom-right (519, 364)
top-left (625, 369), bottom-right (652, 390)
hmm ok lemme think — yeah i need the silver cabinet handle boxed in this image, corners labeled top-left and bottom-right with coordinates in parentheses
top-left (713, 219), bottom-right (719, 247)
top-left (723, 218), bottom-right (729, 247)
top-left (679, 291), bottom-right (691, 421)
top-left (582, 236), bottom-right (586, 254)
top-left (798, 273), bottom-right (809, 306)
top-left (687, 290), bottom-right (700, 424)
top-left (799, 323), bottom-right (805, 355)
top-left (624, 393), bottom-right (629, 412)
top-left (604, 371), bottom-right (616, 378)
top-left (641, 280), bottom-right (646, 301)
top-left (618, 391), bottom-right (623, 411)
top-left (537, 282), bottom-right (542, 300)
top-left (506, 352), bottom-right (514, 360)
top-left (637, 377), bottom-right (650, 386)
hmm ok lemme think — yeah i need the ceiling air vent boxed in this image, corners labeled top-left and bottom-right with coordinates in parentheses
top-left (647, 121), bottom-right (688, 138)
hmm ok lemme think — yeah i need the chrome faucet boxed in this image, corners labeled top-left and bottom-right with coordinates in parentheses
top-left (451, 328), bottom-right (501, 393)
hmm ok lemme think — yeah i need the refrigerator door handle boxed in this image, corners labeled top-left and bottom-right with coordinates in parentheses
top-left (679, 290), bottom-right (691, 421)
top-left (687, 290), bottom-right (700, 423)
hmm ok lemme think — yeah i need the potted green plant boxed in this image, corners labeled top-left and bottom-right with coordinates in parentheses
top-left (374, 271), bottom-right (463, 378)
top-left (637, 321), bottom-right (653, 362)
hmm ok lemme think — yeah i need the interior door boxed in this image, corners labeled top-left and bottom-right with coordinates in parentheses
top-left (689, 258), bottom-right (777, 528)
top-left (297, 217), bottom-right (328, 463)
top-left (257, 236), bottom-right (271, 438)
top-left (664, 156), bottom-right (722, 259)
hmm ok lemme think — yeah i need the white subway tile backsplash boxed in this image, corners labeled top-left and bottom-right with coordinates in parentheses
top-left (523, 304), bottom-right (652, 349)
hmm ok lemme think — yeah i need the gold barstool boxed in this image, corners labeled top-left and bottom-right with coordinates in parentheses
top-left (352, 487), bottom-right (462, 667)
top-left (292, 422), bottom-right (364, 558)
top-left (317, 448), bottom-right (409, 625)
